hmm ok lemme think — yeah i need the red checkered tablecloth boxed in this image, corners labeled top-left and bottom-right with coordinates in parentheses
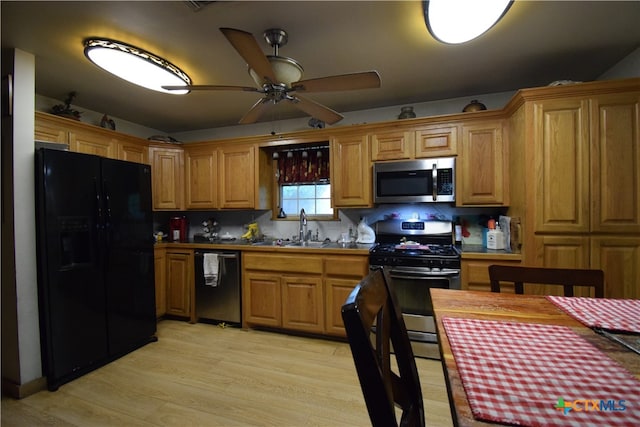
top-left (546, 296), bottom-right (640, 333)
top-left (442, 317), bottom-right (640, 426)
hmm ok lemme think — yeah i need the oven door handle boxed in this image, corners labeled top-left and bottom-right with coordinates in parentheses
top-left (388, 272), bottom-right (459, 280)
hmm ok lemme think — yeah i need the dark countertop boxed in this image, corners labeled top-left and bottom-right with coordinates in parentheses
top-left (154, 240), bottom-right (374, 255)
top-left (459, 244), bottom-right (522, 260)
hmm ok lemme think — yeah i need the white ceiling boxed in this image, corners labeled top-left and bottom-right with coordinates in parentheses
top-left (2, 1), bottom-right (639, 133)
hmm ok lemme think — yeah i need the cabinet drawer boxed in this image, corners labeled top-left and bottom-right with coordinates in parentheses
top-left (324, 256), bottom-right (368, 277)
top-left (243, 253), bottom-right (323, 274)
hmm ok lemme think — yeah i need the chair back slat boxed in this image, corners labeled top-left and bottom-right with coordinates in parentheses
top-left (489, 265), bottom-right (605, 298)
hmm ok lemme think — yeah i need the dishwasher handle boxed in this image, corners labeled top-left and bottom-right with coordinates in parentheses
top-left (194, 251), bottom-right (238, 259)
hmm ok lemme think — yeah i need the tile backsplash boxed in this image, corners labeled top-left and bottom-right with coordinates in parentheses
top-left (153, 204), bottom-right (507, 244)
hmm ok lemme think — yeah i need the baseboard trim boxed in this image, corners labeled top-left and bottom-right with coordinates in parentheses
top-left (1, 376), bottom-right (47, 399)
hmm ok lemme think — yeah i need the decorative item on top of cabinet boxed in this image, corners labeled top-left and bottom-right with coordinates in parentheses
top-left (398, 106), bottom-right (416, 119)
top-left (458, 120), bottom-right (508, 206)
top-left (462, 99), bottom-right (487, 112)
top-left (331, 133), bottom-right (372, 207)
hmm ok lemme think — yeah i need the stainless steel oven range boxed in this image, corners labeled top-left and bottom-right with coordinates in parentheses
top-left (369, 219), bottom-right (460, 359)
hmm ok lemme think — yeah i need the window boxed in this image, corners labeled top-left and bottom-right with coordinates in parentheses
top-left (273, 145), bottom-right (333, 218)
top-left (281, 183), bottom-right (333, 216)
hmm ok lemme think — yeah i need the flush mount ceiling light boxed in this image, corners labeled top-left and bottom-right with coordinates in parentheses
top-left (83, 38), bottom-right (191, 94)
top-left (424, 0), bottom-right (512, 44)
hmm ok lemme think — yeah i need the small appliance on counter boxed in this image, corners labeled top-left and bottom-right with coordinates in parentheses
top-left (169, 216), bottom-right (188, 242)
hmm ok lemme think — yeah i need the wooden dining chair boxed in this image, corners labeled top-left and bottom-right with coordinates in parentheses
top-left (488, 265), bottom-right (605, 298)
top-left (341, 268), bottom-right (425, 427)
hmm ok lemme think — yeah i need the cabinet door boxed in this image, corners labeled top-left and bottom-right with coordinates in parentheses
top-left (591, 236), bottom-right (640, 299)
top-left (243, 272), bottom-right (281, 327)
top-left (166, 252), bottom-right (192, 318)
top-left (458, 120), bottom-right (507, 205)
top-left (186, 147), bottom-right (218, 209)
top-left (69, 129), bottom-right (116, 159)
top-left (154, 247), bottom-right (166, 317)
top-left (415, 124), bottom-right (458, 157)
top-left (331, 134), bottom-right (371, 207)
top-left (533, 99), bottom-right (590, 232)
top-left (370, 129), bottom-right (414, 161)
top-left (324, 278), bottom-right (358, 337)
top-left (35, 114), bottom-right (68, 143)
top-left (460, 259), bottom-right (521, 292)
top-left (533, 235), bottom-right (590, 270)
top-left (218, 146), bottom-right (255, 209)
top-left (117, 137), bottom-right (149, 164)
top-left (149, 147), bottom-right (184, 210)
top-left (591, 92), bottom-right (640, 233)
top-left (281, 275), bottom-right (324, 333)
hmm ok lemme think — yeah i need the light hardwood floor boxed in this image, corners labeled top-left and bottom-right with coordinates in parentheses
top-left (1, 320), bottom-right (454, 426)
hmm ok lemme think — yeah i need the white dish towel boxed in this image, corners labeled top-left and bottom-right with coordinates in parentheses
top-left (203, 253), bottom-right (219, 287)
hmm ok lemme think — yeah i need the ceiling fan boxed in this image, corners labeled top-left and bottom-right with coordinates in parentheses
top-left (163, 27), bottom-right (381, 125)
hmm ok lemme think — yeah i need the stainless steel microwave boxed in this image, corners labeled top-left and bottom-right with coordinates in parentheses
top-left (373, 157), bottom-right (455, 203)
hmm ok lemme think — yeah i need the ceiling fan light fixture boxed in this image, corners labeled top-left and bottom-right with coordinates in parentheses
top-left (84, 38), bottom-right (191, 94)
top-left (249, 56), bottom-right (303, 87)
top-left (424, 0), bottom-right (512, 44)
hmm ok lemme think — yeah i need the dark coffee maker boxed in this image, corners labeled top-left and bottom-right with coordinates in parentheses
top-left (169, 216), bottom-right (188, 242)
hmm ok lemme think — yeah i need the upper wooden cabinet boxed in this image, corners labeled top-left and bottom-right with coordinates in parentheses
top-left (185, 145), bottom-right (218, 209)
top-left (149, 146), bottom-right (184, 210)
top-left (117, 136), bottom-right (149, 164)
top-left (370, 124), bottom-right (458, 161)
top-left (457, 120), bottom-right (508, 206)
top-left (69, 128), bottom-right (116, 158)
top-left (370, 129), bottom-right (414, 161)
top-left (414, 124), bottom-right (458, 158)
top-left (532, 98), bottom-right (591, 233)
top-left (590, 92), bottom-right (640, 234)
top-left (35, 112), bottom-right (149, 164)
top-left (506, 78), bottom-right (640, 299)
top-left (218, 145), bottom-right (256, 209)
top-left (35, 113), bottom-right (68, 143)
top-left (331, 133), bottom-right (372, 207)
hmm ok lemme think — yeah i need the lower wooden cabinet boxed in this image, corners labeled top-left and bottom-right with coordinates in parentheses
top-left (591, 236), bottom-right (640, 299)
top-left (154, 247), bottom-right (167, 317)
top-left (243, 272), bottom-right (282, 327)
top-left (242, 252), bottom-right (368, 336)
top-left (281, 276), bottom-right (324, 333)
top-left (461, 258), bottom-right (522, 292)
top-left (166, 250), bottom-right (194, 320)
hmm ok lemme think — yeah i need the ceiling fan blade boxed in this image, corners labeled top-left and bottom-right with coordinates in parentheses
top-left (162, 84), bottom-right (260, 92)
top-left (220, 28), bottom-right (276, 84)
top-left (239, 98), bottom-right (273, 124)
top-left (291, 71), bottom-right (381, 93)
top-left (290, 95), bottom-right (344, 125)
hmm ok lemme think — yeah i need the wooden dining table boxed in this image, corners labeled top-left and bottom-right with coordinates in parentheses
top-left (430, 288), bottom-right (640, 427)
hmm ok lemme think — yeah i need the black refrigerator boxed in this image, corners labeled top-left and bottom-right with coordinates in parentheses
top-left (35, 148), bottom-right (157, 390)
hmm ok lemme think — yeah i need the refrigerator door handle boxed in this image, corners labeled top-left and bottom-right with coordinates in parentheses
top-left (94, 178), bottom-right (104, 229)
top-left (103, 180), bottom-right (112, 230)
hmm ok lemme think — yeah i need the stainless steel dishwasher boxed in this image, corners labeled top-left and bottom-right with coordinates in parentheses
top-left (194, 250), bottom-right (241, 325)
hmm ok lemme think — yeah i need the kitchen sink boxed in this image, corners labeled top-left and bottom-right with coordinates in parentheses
top-left (285, 241), bottom-right (329, 248)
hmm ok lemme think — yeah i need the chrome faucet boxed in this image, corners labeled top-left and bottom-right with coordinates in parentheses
top-left (299, 208), bottom-right (308, 242)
